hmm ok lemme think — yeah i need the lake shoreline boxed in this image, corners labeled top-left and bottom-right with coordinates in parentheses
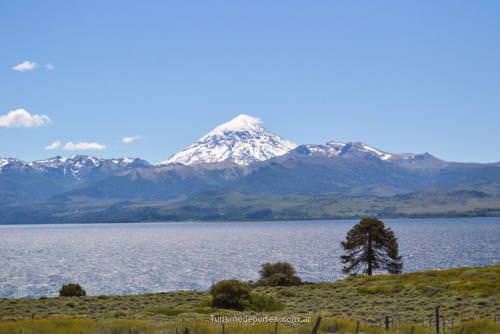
top-left (2, 213), bottom-right (500, 226)
top-left (1, 262), bottom-right (497, 301)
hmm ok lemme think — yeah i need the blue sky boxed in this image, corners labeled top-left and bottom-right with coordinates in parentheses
top-left (1, 1), bottom-right (499, 163)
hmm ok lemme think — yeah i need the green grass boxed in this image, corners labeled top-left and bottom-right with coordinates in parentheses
top-left (0, 317), bottom-right (498, 334)
top-left (261, 265), bottom-right (499, 322)
top-left (0, 266), bottom-right (498, 333)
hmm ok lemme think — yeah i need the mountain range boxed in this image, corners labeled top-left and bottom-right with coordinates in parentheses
top-left (1, 114), bottom-right (499, 223)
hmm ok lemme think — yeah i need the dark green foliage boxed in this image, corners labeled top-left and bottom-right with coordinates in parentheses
top-left (341, 217), bottom-right (403, 276)
top-left (59, 283), bottom-right (86, 297)
top-left (261, 272), bottom-right (302, 286)
top-left (257, 262), bottom-right (302, 286)
top-left (260, 262), bottom-right (296, 278)
top-left (209, 280), bottom-right (251, 310)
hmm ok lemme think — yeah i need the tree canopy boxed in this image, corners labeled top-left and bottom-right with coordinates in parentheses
top-left (341, 217), bottom-right (403, 276)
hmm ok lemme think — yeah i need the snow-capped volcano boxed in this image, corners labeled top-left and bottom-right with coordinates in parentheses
top-left (163, 114), bottom-right (297, 166)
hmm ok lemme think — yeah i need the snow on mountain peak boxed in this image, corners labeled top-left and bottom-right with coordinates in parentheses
top-left (208, 114), bottom-right (263, 136)
top-left (24, 155), bottom-right (149, 179)
top-left (163, 114), bottom-right (297, 166)
top-left (324, 141), bottom-right (393, 160)
top-left (297, 141), bottom-right (394, 161)
top-left (0, 158), bottom-right (26, 171)
top-left (354, 143), bottom-right (393, 160)
top-left (0, 158), bottom-right (13, 168)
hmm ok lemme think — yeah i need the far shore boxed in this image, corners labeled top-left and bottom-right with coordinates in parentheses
top-left (1, 214), bottom-right (500, 226)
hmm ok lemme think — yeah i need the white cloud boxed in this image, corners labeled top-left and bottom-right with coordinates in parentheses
top-left (63, 141), bottom-right (106, 151)
top-left (122, 135), bottom-right (142, 144)
top-left (45, 140), bottom-right (61, 150)
top-left (0, 109), bottom-right (51, 128)
top-left (12, 61), bottom-right (38, 72)
top-left (45, 64), bottom-right (55, 71)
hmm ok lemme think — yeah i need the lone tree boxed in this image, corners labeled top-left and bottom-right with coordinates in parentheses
top-left (341, 217), bottom-right (402, 276)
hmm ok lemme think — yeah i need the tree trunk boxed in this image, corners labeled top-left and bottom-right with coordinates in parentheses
top-left (367, 233), bottom-right (373, 275)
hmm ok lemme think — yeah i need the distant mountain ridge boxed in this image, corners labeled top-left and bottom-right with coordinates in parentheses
top-left (1, 114), bottom-right (499, 223)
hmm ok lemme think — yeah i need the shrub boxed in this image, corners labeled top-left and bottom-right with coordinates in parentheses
top-left (59, 283), bottom-right (86, 297)
top-left (260, 262), bottom-right (296, 278)
top-left (210, 280), bottom-right (251, 310)
top-left (246, 293), bottom-right (284, 311)
top-left (265, 272), bottom-right (302, 286)
top-left (257, 262), bottom-right (302, 286)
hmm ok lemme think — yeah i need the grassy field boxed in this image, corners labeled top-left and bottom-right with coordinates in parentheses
top-left (0, 317), bottom-right (498, 334)
top-left (0, 266), bottom-right (498, 333)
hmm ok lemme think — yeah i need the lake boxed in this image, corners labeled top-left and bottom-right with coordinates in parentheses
top-left (0, 218), bottom-right (498, 298)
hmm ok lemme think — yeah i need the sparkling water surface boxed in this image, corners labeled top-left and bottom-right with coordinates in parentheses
top-left (0, 218), bottom-right (498, 298)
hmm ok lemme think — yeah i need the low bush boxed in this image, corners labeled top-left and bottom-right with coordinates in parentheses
top-left (59, 283), bottom-right (86, 297)
top-left (210, 280), bottom-right (251, 310)
top-left (210, 279), bottom-right (283, 312)
top-left (262, 272), bottom-right (302, 286)
top-left (257, 262), bottom-right (302, 286)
